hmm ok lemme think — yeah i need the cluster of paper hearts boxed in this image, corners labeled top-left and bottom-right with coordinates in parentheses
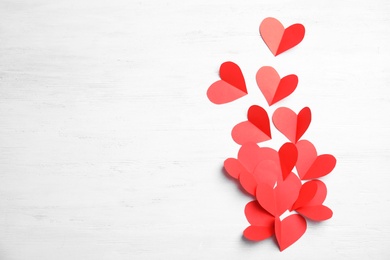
top-left (206, 17), bottom-right (336, 251)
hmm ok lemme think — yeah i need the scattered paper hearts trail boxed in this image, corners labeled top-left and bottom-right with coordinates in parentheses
top-left (207, 17), bottom-right (336, 252)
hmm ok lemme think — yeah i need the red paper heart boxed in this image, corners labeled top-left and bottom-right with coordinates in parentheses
top-left (256, 66), bottom-right (298, 106)
top-left (237, 143), bottom-right (278, 173)
top-left (296, 140), bottom-right (336, 180)
top-left (272, 107), bottom-right (311, 143)
top-left (245, 200), bottom-right (275, 227)
top-left (207, 61), bottom-right (247, 104)
top-left (278, 143), bottom-right (298, 180)
top-left (260, 17), bottom-right (305, 56)
top-left (292, 180), bottom-right (327, 210)
top-left (256, 173), bottom-right (301, 216)
top-left (243, 201), bottom-right (275, 241)
top-left (291, 180), bottom-right (333, 221)
top-left (275, 214), bottom-right (307, 251)
top-left (232, 105), bottom-right (271, 145)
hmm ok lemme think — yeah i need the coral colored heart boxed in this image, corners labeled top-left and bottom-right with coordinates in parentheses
top-left (292, 180), bottom-right (333, 221)
top-left (295, 140), bottom-right (337, 180)
top-left (275, 214), bottom-right (307, 251)
top-left (272, 107), bottom-right (311, 143)
top-left (207, 61), bottom-right (247, 104)
top-left (232, 105), bottom-right (271, 145)
top-left (256, 66), bottom-right (298, 106)
top-left (243, 200), bottom-right (275, 241)
top-left (260, 17), bottom-right (305, 56)
top-left (256, 173), bottom-right (301, 217)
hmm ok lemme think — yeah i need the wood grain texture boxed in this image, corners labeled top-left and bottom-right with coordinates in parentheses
top-left (1, 0), bottom-right (389, 259)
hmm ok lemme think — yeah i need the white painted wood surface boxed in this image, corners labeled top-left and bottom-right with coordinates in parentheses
top-left (1, 0), bottom-right (389, 259)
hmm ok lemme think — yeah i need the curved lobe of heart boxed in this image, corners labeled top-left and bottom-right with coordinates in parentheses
top-left (256, 66), bottom-right (298, 106)
top-left (232, 105), bottom-right (271, 145)
top-left (223, 158), bottom-right (242, 179)
top-left (239, 170), bottom-right (257, 196)
top-left (272, 107), bottom-right (311, 143)
top-left (260, 17), bottom-right (305, 56)
top-left (243, 225), bottom-right (274, 241)
top-left (296, 205), bottom-right (333, 221)
top-left (278, 142), bottom-right (297, 180)
top-left (245, 200), bottom-right (275, 227)
top-left (296, 140), bottom-right (336, 180)
top-left (207, 61), bottom-right (247, 104)
top-left (275, 214), bottom-right (307, 251)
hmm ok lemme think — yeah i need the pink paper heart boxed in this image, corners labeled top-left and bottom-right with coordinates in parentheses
top-left (207, 61), bottom-right (247, 104)
top-left (232, 105), bottom-right (271, 145)
top-left (272, 107), bottom-right (311, 143)
top-left (256, 66), bottom-right (298, 106)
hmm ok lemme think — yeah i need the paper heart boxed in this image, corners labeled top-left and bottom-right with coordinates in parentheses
top-left (291, 180), bottom-right (333, 221)
top-left (232, 105), bottom-right (271, 145)
top-left (224, 158), bottom-right (247, 179)
top-left (245, 200), bottom-right (275, 227)
top-left (243, 201), bottom-right (275, 241)
top-left (260, 17), bottom-right (305, 56)
top-left (207, 61), bottom-right (247, 104)
top-left (292, 180), bottom-right (327, 210)
top-left (256, 173), bottom-right (301, 217)
top-left (296, 140), bottom-right (336, 180)
top-left (237, 143), bottom-right (278, 173)
top-left (256, 66), bottom-right (298, 106)
top-left (278, 142), bottom-right (298, 180)
top-left (272, 107), bottom-right (311, 143)
top-left (275, 214), bottom-right (307, 251)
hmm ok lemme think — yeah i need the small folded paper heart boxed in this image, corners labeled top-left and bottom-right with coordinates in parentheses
top-left (232, 105), bottom-right (271, 145)
top-left (275, 214), bottom-right (307, 251)
top-left (207, 61), bottom-right (247, 104)
top-left (260, 17), bottom-right (305, 56)
top-left (272, 107), bottom-right (311, 143)
top-left (256, 172), bottom-right (301, 217)
top-left (245, 200), bottom-right (275, 227)
top-left (256, 66), bottom-right (298, 106)
top-left (291, 180), bottom-right (333, 221)
top-left (292, 180), bottom-right (327, 210)
top-left (243, 201), bottom-right (275, 241)
top-left (296, 140), bottom-right (337, 180)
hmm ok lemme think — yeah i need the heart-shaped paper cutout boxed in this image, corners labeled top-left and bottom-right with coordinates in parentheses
top-left (224, 158), bottom-right (246, 180)
top-left (273, 107), bottom-right (311, 143)
top-left (275, 214), bottom-right (307, 251)
top-left (260, 17), bottom-right (305, 56)
top-left (278, 142), bottom-right (298, 180)
top-left (245, 200), bottom-right (275, 227)
top-left (239, 169), bottom-right (257, 196)
top-left (253, 160), bottom-right (281, 187)
top-left (207, 61), bottom-right (247, 104)
top-left (256, 173), bottom-right (301, 216)
top-left (237, 143), bottom-right (278, 173)
top-left (232, 105), bottom-right (271, 145)
top-left (243, 201), bottom-right (275, 241)
top-left (296, 140), bottom-right (336, 180)
top-left (292, 180), bottom-right (327, 210)
top-left (256, 66), bottom-right (298, 106)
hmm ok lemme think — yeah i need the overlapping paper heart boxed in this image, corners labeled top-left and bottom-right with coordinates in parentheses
top-left (207, 17), bottom-right (336, 252)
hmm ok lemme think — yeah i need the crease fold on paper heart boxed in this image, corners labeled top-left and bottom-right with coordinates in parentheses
top-left (260, 17), bottom-right (305, 56)
top-left (207, 61), bottom-right (247, 104)
top-left (256, 66), bottom-right (298, 106)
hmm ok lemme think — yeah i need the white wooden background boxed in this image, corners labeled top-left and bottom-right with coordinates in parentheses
top-left (1, 0), bottom-right (389, 259)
